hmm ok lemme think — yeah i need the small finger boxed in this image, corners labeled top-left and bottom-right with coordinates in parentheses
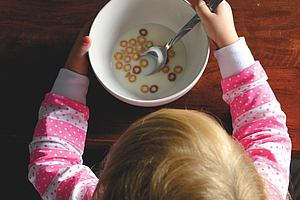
top-left (195, 0), bottom-right (213, 19)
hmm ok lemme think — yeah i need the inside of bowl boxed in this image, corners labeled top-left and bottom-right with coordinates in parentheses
top-left (89, 0), bottom-right (209, 105)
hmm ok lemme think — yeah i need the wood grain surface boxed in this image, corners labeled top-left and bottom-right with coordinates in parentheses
top-left (1, 0), bottom-right (299, 158)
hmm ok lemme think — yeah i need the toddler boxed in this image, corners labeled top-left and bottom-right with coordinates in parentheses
top-left (28, 0), bottom-right (291, 199)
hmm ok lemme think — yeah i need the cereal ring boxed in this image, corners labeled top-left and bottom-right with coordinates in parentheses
top-left (134, 44), bottom-right (144, 53)
top-left (150, 85), bottom-right (158, 93)
top-left (168, 72), bottom-right (177, 82)
top-left (137, 36), bottom-right (146, 44)
top-left (167, 50), bottom-right (176, 58)
top-left (162, 65), bottom-right (170, 74)
top-left (132, 65), bottom-right (142, 74)
top-left (123, 55), bottom-right (131, 63)
top-left (114, 52), bottom-right (123, 61)
top-left (121, 49), bottom-right (126, 54)
top-left (125, 72), bottom-right (131, 78)
top-left (132, 53), bottom-right (140, 61)
top-left (174, 66), bottom-right (183, 74)
top-left (129, 38), bottom-right (136, 46)
top-left (115, 62), bottom-right (123, 70)
top-left (123, 64), bottom-right (132, 72)
top-left (139, 29), bottom-right (148, 36)
top-left (140, 85), bottom-right (149, 93)
top-left (145, 41), bottom-right (153, 48)
top-left (139, 59), bottom-right (148, 68)
top-left (120, 40), bottom-right (128, 47)
top-left (125, 46), bottom-right (133, 54)
top-left (128, 74), bottom-right (136, 83)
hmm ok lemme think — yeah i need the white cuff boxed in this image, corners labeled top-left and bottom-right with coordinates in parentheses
top-left (213, 37), bottom-right (255, 79)
top-left (50, 68), bottom-right (90, 104)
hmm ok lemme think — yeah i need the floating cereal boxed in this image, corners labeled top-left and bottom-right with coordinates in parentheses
top-left (132, 53), bottom-right (140, 61)
top-left (123, 64), bottom-right (132, 72)
top-left (132, 65), bottom-right (141, 74)
top-left (162, 65), bottom-right (170, 74)
top-left (114, 52), bottom-right (123, 60)
top-left (129, 38), bottom-right (136, 46)
top-left (139, 29), bottom-right (148, 36)
top-left (150, 85), bottom-right (158, 93)
top-left (113, 25), bottom-right (185, 95)
top-left (123, 55), bottom-right (131, 63)
top-left (139, 59), bottom-right (148, 68)
top-left (120, 40), bottom-right (127, 47)
top-left (137, 36), bottom-right (146, 44)
top-left (174, 66), bottom-right (183, 74)
top-left (115, 62), bottom-right (123, 70)
top-left (145, 41), bottom-right (153, 48)
top-left (125, 46), bottom-right (133, 54)
top-left (167, 50), bottom-right (176, 58)
top-left (134, 44), bottom-right (144, 53)
top-left (140, 85), bottom-right (149, 93)
top-left (168, 72), bottom-right (176, 82)
top-left (125, 72), bottom-right (131, 78)
top-left (128, 74), bottom-right (136, 83)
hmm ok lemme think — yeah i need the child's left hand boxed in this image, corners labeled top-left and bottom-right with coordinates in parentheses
top-left (64, 21), bottom-right (92, 76)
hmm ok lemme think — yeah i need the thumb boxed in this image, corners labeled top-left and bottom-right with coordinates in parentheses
top-left (195, 0), bottom-right (212, 20)
top-left (64, 36), bottom-right (92, 75)
top-left (78, 36), bottom-right (92, 57)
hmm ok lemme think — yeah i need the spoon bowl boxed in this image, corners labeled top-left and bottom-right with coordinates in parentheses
top-left (140, 46), bottom-right (167, 76)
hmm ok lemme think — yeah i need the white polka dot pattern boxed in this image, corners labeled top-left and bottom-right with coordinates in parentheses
top-left (28, 93), bottom-right (98, 200)
top-left (221, 62), bottom-right (291, 199)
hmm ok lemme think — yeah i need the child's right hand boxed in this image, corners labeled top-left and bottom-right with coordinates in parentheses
top-left (195, 0), bottom-right (239, 49)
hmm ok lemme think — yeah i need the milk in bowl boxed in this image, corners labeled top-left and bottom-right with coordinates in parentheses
top-left (111, 23), bottom-right (187, 99)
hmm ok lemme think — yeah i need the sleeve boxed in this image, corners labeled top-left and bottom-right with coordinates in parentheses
top-left (214, 38), bottom-right (291, 199)
top-left (221, 62), bottom-right (292, 199)
top-left (214, 37), bottom-right (255, 79)
top-left (28, 69), bottom-right (98, 200)
top-left (50, 68), bottom-right (90, 104)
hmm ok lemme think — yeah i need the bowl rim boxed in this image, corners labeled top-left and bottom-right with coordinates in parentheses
top-left (88, 0), bottom-right (210, 107)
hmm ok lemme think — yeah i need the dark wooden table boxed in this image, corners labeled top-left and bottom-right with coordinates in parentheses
top-left (1, 0), bottom-right (299, 158)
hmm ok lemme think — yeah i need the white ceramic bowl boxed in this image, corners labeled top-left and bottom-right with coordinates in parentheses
top-left (89, 0), bottom-right (209, 107)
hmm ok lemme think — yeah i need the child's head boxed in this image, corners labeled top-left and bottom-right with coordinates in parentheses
top-left (93, 109), bottom-right (268, 200)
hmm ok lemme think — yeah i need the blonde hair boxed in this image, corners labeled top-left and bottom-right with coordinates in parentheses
top-left (92, 109), bottom-right (269, 200)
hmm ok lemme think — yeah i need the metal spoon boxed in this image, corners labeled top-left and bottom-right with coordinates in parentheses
top-left (140, 0), bottom-right (223, 76)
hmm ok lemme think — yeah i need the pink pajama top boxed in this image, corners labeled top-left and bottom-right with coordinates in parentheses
top-left (28, 38), bottom-right (291, 200)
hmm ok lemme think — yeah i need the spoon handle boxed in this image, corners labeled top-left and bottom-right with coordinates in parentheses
top-left (165, 14), bottom-right (200, 50)
top-left (165, 0), bottom-right (223, 50)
